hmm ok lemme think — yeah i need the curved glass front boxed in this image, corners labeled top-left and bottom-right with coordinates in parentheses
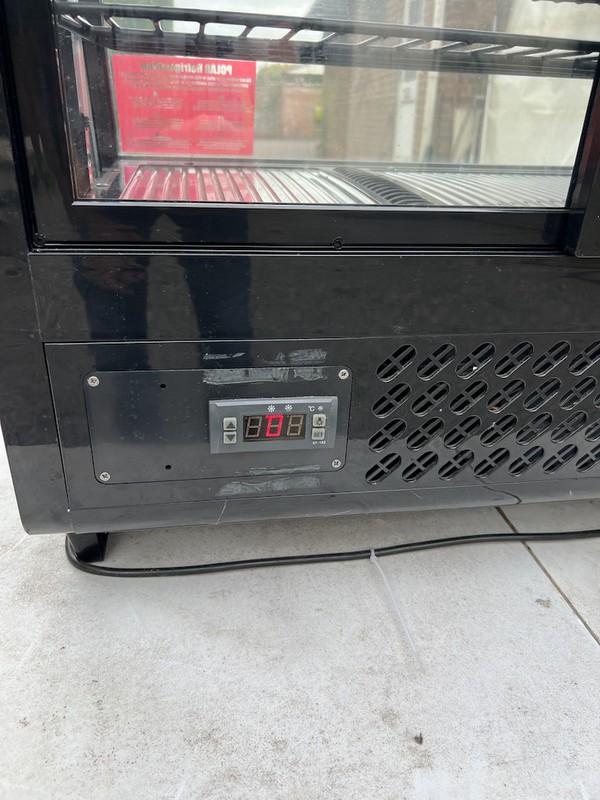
top-left (53, 0), bottom-right (600, 207)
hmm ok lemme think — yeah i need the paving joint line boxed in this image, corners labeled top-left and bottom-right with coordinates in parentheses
top-left (523, 542), bottom-right (600, 649)
top-left (496, 505), bottom-right (600, 648)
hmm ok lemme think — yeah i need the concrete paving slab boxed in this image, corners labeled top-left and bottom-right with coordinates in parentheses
top-left (502, 500), bottom-right (600, 642)
top-left (103, 505), bottom-right (511, 568)
top-left (1, 517), bottom-right (598, 800)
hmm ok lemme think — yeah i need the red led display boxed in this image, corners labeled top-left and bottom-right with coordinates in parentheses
top-left (265, 414), bottom-right (283, 437)
top-left (243, 414), bottom-right (306, 441)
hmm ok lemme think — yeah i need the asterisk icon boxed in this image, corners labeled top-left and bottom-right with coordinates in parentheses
top-left (267, 405), bottom-right (276, 412)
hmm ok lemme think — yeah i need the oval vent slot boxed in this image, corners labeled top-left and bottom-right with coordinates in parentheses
top-left (368, 419), bottom-right (406, 453)
top-left (596, 393), bottom-right (600, 408)
top-left (449, 380), bottom-right (487, 415)
top-left (376, 345), bottom-right (416, 383)
top-left (516, 413), bottom-right (553, 444)
top-left (495, 342), bottom-right (534, 377)
top-left (568, 340), bottom-right (600, 375)
top-left (550, 411), bottom-right (587, 443)
top-left (584, 420), bottom-right (600, 442)
top-left (532, 341), bottom-right (571, 376)
top-left (559, 377), bottom-right (596, 410)
top-left (402, 452), bottom-right (438, 483)
top-left (443, 416), bottom-right (481, 448)
top-left (508, 446), bottom-right (544, 477)
top-left (487, 380), bottom-right (524, 413)
top-left (523, 378), bottom-right (561, 411)
top-left (406, 418), bottom-right (444, 450)
top-left (411, 382), bottom-right (450, 417)
top-left (455, 343), bottom-right (495, 379)
top-left (542, 444), bottom-right (578, 474)
top-left (366, 453), bottom-right (402, 485)
top-left (438, 450), bottom-right (474, 481)
top-left (480, 414), bottom-right (517, 446)
top-left (372, 383), bottom-right (411, 418)
top-left (575, 445), bottom-right (600, 472)
top-left (416, 344), bottom-right (456, 381)
top-left (473, 448), bottom-right (510, 478)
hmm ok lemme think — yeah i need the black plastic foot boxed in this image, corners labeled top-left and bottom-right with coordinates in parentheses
top-left (66, 532), bottom-right (109, 563)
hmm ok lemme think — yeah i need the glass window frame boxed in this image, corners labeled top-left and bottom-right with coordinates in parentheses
top-left (3, 0), bottom-right (599, 253)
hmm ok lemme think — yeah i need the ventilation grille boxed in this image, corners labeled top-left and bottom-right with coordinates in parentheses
top-left (372, 383), bottom-right (411, 418)
top-left (444, 416), bottom-right (482, 448)
top-left (488, 380), bottom-right (524, 412)
top-left (411, 382), bottom-right (450, 416)
top-left (551, 411), bottom-right (587, 443)
top-left (406, 418), bottom-right (444, 450)
top-left (335, 168), bottom-right (430, 206)
top-left (376, 345), bottom-right (416, 383)
top-left (402, 452), bottom-right (438, 483)
top-left (449, 381), bottom-right (487, 414)
top-left (366, 335), bottom-right (600, 486)
top-left (532, 342), bottom-right (570, 376)
top-left (480, 415), bottom-right (517, 446)
top-left (474, 448), bottom-right (510, 478)
top-left (508, 446), bottom-right (544, 477)
top-left (585, 420), bottom-right (600, 442)
top-left (439, 450), bottom-right (474, 480)
top-left (369, 419), bottom-right (407, 453)
top-left (416, 344), bottom-right (456, 380)
top-left (516, 413), bottom-right (553, 444)
top-left (559, 377), bottom-right (596, 410)
top-left (576, 445), bottom-right (600, 472)
top-left (569, 341), bottom-right (600, 375)
top-left (455, 344), bottom-right (495, 379)
top-left (495, 343), bottom-right (533, 377)
top-left (366, 453), bottom-right (402, 485)
top-left (523, 378), bottom-right (561, 411)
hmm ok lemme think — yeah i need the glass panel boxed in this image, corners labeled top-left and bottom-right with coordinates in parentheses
top-left (52, 0), bottom-right (600, 207)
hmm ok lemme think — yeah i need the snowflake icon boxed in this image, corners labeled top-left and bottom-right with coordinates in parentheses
top-left (318, 406), bottom-right (324, 411)
top-left (267, 405), bottom-right (276, 412)
top-left (285, 404), bottom-right (293, 411)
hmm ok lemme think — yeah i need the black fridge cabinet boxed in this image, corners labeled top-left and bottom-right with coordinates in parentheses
top-left (2, 0), bottom-right (600, 559)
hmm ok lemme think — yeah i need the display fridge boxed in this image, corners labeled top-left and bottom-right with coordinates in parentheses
top-left (1, 0), bottom-right (600, 561)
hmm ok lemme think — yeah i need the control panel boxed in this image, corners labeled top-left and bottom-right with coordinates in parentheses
top-left (80, 363), bottom-right (351, 483)
top-left (209, 396), bottom-right (338, 454)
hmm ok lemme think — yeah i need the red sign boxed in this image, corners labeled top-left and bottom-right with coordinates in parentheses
top-left (112, 54), bottom-right (256, 157)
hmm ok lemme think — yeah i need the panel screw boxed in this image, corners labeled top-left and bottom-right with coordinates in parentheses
top-left (338, 369), bottom-right (350, 380)
top-left (99, 472), bottom-right (111, 482)
top-left (32, 233), bottom-right (46, 247)
top-left (332, 237), bottom-right (344, 250)
top-left (331, 459), bottom-right (342, 469)
top-left (87, 375), bottom-right (100, 387)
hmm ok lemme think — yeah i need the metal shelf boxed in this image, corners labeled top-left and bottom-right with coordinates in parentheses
top-left (108, 162), bottom-right (569, 207)
top-left (54, 2), bottom-right (600, 79)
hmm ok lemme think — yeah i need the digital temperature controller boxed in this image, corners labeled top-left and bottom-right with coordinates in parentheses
top-left (208, 396), bottom-right (338, 454)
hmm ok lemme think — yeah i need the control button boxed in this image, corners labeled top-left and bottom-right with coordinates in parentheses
top-left (312, 413), bottom-right (327, 428)
top-left (223, 431), bottom-right (237, 445)
top-left (223, 417), bottom-right (237, 431)
top-left (312, 428), bottom-right (326, 441)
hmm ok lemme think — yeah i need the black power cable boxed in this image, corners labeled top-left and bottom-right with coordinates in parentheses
top-left (65, 529), bottom-right (600, 578)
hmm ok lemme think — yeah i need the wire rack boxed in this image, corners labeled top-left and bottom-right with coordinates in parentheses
top-left (54, 2), bottom-right (600, 79)
top-left (115, 163), bottom-right (571, 207)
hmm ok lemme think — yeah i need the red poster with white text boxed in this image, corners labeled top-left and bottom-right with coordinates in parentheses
top-left (112, 54), bottom-right (256, 157)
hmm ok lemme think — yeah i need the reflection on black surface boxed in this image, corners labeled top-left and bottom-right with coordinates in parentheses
top-left (74, 218), bottom-right (252, 371)
top-left (73, 216), bottom-right (253, 456)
